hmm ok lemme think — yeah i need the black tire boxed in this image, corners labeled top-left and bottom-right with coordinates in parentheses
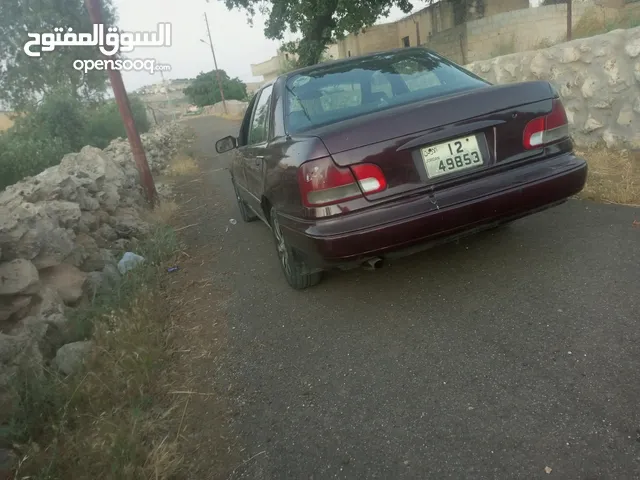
top-left (269, 207), bottom-right (323, 290)
top-left (232, 178), bottom-right (257, 222)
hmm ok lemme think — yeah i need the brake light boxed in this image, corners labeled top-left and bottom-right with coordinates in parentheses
top-left (523, 99), bottom-right (570, 150)
top-left (297, 158), bottom-right (387, 207)
top-left (351, 163), bottom-right (387, 194)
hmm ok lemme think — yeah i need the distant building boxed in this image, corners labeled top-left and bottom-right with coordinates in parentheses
top-left (336, 0), bottom-right (528, 58)
top-left (250, 0), bottom-right (529, 72)
top-left (250, 44), bottom-right (340, 82)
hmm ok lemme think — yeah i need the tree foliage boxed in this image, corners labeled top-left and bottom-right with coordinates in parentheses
top-left (221, 0), bottom-right (414, 67)
top-left (0, 0), bottom-right (117, 110)
top-left (183, 70), bottom-right (248, 107)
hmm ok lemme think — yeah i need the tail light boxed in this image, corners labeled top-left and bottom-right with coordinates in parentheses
top-left (523, 98), bottom-right (570, 150)
top-left (298, 157), bottom-right (387, 207)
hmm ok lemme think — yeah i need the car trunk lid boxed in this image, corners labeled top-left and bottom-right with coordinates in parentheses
top-left (305, 81), bottom-right (560, 201)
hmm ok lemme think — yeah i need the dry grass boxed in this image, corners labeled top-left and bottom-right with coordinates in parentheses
top-left (577, 147), bottom-right (640, 206)
top-left (218, 112), bottom-right (245, 121)
top-left (167, 153), bottom-right (199, 177)
top-left (144, 200), bottom-right (179, 225)
top-left (5, 223), bottom-right (185, 479)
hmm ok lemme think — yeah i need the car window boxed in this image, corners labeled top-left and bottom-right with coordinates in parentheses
top-left (394, 59), bottom-right (442, 92)
top-left (319, 83), bottom-right (362, 111)
top-left (285, 50), bottom-right (489, 134)
top-left (248, 84), bottom-right (273, 145)
top-left (371, 71), bottom-right (393, 99)
top-left (238, 93), bottom-right (259, 147)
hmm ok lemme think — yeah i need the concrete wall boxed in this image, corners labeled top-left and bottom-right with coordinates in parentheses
top-left (336, 0), bottom-right (528, 56)
top-left (427, 24), bottom-right (468, 64)
top-left (338, 23), bottom-right (400, 57)
top-left (464, 26), bottom-right (640, 148)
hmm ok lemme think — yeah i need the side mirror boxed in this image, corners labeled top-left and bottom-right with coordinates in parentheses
top-left (215, 135), bottom-right (237, 154)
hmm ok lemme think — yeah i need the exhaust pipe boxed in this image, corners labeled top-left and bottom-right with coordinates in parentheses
top-left (363, 257), bottom-right (383, 271)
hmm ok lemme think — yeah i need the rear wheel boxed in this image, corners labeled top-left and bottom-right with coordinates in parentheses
top-left (270, 207), bottom-right (323, 290)
top-left (232, 178), bottom-right (257, 222)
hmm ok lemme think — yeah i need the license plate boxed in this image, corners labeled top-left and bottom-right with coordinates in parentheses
top-left (421, 135), bottom-right (484, 178)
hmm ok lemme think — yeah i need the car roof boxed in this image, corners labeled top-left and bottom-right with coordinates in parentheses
top-left (281, 47), bottom-right (441, 80)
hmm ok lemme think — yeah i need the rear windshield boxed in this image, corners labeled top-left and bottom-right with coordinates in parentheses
top-left (284, 50), bottom-right (489, 134)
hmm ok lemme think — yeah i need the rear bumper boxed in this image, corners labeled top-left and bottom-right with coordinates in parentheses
top-left (280, 153), bottom-right (588, 269)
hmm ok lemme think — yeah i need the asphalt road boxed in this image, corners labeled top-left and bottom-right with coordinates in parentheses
top-left (185, 115), bottom-right (640, 480)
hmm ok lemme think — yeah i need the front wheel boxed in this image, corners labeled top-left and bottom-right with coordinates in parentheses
top-left (270, 207), bottom-right (323, 290)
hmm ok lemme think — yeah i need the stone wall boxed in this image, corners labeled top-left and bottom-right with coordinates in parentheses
top-left (0, 122), bottom-right (190, 387)
top-left (464, 26), bottom-right (640, 148)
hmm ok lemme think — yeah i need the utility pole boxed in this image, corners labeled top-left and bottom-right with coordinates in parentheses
top-left (567, 0), bottom-right (573, 41)
top-left (85, 0), bottom-right (157, 205)
top-left (204, 12), bottom-right (228, 115)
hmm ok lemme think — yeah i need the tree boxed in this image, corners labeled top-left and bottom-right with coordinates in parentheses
top-left (221, 0), bottom-right (414, 67)
top-left (0, 0), bottom-right (117, 110)
top-left (183, 70), bottom-right (248, 107)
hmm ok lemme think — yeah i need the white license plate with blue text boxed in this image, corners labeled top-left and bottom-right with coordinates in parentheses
top-left (421, 135), bottom-right (484, 178)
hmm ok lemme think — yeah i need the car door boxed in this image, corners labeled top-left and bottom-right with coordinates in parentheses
top-left (233, 94), bottom-right (260, 199)
top-left (241, 84), bottom-right (274, 215)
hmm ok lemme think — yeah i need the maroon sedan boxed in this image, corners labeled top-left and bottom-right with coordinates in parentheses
top-left (216, 47), bottom-right (587, 289)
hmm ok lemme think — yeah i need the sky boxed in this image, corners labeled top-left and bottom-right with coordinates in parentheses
top-left (112, 0), bottom-right (426, 91)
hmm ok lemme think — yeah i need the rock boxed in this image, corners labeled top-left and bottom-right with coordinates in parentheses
top-left (0, 295), bottom-right (33, 322)
top-left (581, 77), bottom-right (599, 98)
top-left (102, 263), bottom-right (121, 286)
top-left (625, 37), bottom-right (640, 58)
top-left (95, 224), bottom-right (118, 245)
top-left (113, 208), bottom-right (150, 238)
top-left (583, 115), bottom-right (604, 133)
top-left (112, 238), bottom-right (132, 251)
top-left (38, 201), bottom-right (82, 229)
top-left (81, 248), bottom-right (116, 273)
top-left (33, 285), bottom-right (65, 319)
top-left (53, 340), bottom-right (93, 375)
top-left (0, 329), bottom-right (45, 374)
top-left (603, 129), bottom-right (624, 149)
top-left (0, 259), bottom-right (39, 295)
top-left (31, 227), bottom-right (76, 269)
top-left (84, 271), bottom-right (106, 298)
top-left (39, 264), bottom-right (87, 305)
top-left (58, 146), bottom-right (126, 190)
top-left (96, 185), bottom-right (121, 213)
top-left (617, 104), bottom-right (635, 126)
top-left (77, 211), bottom-right (99, 233)
top-left (64, 233), bottom-right (97, 268)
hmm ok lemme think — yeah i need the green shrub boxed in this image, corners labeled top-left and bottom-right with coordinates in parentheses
top-left (0, 92), bottom-right (151, 190)
top-left (85, 96), bottom-right (150, 149)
